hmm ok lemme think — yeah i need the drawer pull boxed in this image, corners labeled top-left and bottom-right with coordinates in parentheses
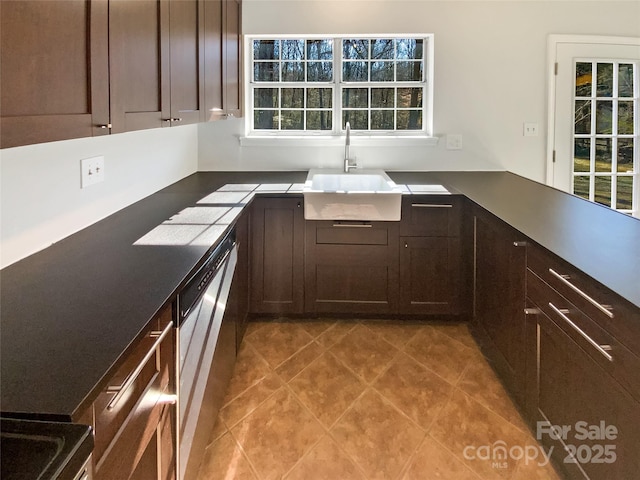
top-left (524, 308), bottom-right (540, 315)
top-left (548, 269), bottom-right (614, 318)
top-left (411, 203), bottom-right (453, 208)
top-left (106, 322), bottom-right (173, 411)
top-left (513, 241), bottom-right (527, 247)
top-left (332, 223), bottom-right (372, 228)
top-left (548, 303), bottom-right (613, 362)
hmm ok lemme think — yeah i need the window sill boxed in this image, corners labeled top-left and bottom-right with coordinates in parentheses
top-left (238, 135), bottom-right (440, 148)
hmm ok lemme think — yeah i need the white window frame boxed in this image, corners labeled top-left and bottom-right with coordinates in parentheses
top-left (241, 34), bottom-right (436, 147)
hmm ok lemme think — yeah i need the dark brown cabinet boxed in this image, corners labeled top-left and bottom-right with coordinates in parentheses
top-left (168, 0), bottom-right (207, 126)
top-left (223, 0), bottom-right (242, 117)
top-left (203, 0), bottom-right (242, 119)
top-left (109, 0), bottom-right (171, 133)
top-left (472, 206), bottom-right (527, 402)
top-left (526, 265), bottom-right (640, 479)
top-left (231, 208), bottom-right (250, 348)
top-left (85, 305), bottom-right (176, 480)
top-left (399, 196), bottom-right (463, 315)
top-left (249, 197), bottom-right (305, 314)
top-left (1, 0), bottom-right (241, 148)
top-left (110, 0), bottom-right (208, 132)
top-left (305, 221), bottom-right (399, 314)
top-left (0, 0), bottom-right (110, 148)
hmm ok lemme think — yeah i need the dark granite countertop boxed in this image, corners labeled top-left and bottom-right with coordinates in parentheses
top-left (1, 170), bottom-right (638, 422)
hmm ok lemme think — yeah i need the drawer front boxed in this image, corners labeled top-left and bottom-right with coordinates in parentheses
top-left (528, 269), bottom-right (640, 403)
top-left (314, 221), bottom-right (390, 245)
top-left (400, 195), bottom-right (462, 236)
top-left (528, 245), bottom-right (640, 353)
top-left (93, 309), bottom-right (174, 469)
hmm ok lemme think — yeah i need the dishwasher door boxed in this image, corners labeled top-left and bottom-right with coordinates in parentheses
top-left (178, 243), bottom-right (237, 480)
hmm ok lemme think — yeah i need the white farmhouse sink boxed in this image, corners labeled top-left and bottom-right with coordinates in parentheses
top-left (303, 169), bottom-right (402, 221)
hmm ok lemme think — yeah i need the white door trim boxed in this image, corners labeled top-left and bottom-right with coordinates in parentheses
top-left (546, 34), bottom-right (640, 186)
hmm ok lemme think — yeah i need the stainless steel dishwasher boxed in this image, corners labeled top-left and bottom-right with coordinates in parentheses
top-left (176, 229), bottom-right (237, 480)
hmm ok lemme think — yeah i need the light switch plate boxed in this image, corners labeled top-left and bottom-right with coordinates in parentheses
top-left (446, 134), bottom-right (463, 150)
top-left (81, 156), bottom-right (105, 188)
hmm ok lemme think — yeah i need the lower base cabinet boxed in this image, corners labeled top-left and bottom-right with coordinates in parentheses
top-left (399, 236), bottom-right (461, 315)
top-left (304, 221), bottom-right (399, 314)
top-left (526, 296), bottom-right (640, 479)
top-left (84, 306), bottom-right (176, 480)
top-left (472, 207), bottom-right (527, 402)
top-left (249, 197), bottom-right (304, 314)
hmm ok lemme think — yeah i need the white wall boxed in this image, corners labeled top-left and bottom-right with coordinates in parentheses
top-left (0, 125), bottom-right (198, 268)
top-left (198, 0), bottom-right (640, 179)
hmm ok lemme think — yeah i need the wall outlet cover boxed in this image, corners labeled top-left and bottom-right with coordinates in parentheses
top-left (446, 134), bottom-right (463, 150)
top-left (523, 123), bottom-right (539, 137)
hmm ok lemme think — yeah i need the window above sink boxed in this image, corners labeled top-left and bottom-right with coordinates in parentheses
top-left (243, 35), bottom-right (435, 144)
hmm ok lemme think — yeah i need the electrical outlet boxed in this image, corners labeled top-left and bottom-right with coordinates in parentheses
top-left (446, 134), bottom-right (463, 150)
top-left (523, 123), bottom-right (539, 137)
top-left (81, 156), bottom-right (105, 188)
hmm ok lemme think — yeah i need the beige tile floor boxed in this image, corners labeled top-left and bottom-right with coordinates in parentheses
top-left (196, 319), bottom-right (562, 480)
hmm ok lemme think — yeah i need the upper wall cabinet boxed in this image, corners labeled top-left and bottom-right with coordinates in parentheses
top-left (0, 0), bottom-right (241, 149)
top-left (108, 0), bottom-right (172, 133)
top-left (0, 0), bottom-right (110, 148)
top-left (203, 0), bottom-right (242, 120)
top-left (224, 0), bottom-right (242, 118)
top-left (109, 0), bottom-right (206, 132)
top-left (169, 0), bottom-right (207, 126)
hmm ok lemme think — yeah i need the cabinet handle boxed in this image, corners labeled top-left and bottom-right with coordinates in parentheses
top-left (548, 303), bottom-right (613, 362)
top-left (524, 307), bottom-right (540, 315)
top-left (97, 123), bottom-right (112, 129)
top-left (411, 203), bottom-right (452, 208)
top-left (297, 202), bottom-right (301, 208)
top-left (106, 321), bottom-right (173, 410)
top-left (404, 242), bottom-right (408, 248)
top-left (513, 241), bottom-right (527, 247)
top-left (548, 268), bottom-right (614, 318)
top-left (163, 118), bottom-right (183, 122)
top-left (332, 223), bottom-right (372, 228)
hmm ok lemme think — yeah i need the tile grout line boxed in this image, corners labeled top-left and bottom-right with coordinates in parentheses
top-left (224, 418), bottom-right (268, 480)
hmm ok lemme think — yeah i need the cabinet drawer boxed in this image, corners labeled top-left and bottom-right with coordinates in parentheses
top-left (528, 269), bottom-right (640, 403)
top-left (528, 245), bottom-right (640, 353)
top-left (314, 221), bottom-right (390, 245)
top-left (93, 310), bottom-right (174, 469)
top-left (400, 196), bottom-right (462, 236)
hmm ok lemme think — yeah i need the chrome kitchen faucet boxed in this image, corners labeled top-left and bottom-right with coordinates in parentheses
top-left (344, 122), bottom-right (357, 173)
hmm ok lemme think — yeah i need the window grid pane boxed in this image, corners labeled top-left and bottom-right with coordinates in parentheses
top-left (250, 36), bottom-right (428, 134)
top-left (572, 59), bottom-right (638, 214)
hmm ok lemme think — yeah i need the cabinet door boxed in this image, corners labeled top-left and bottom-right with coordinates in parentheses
top-left (473, 208), bottom-right (527, 401)
top-left (249, 197), bottom-right (305, 314)
top-left (233, 209), bottom-right (250, 348)
top-left (0, 0), bottom-right (109, 148)
top-left (528, 301), bottom-right (640, 479)
top-left (202, 0), bottom-right (224, 119)
top-left (202, 0), bottom-right (241, 120)
top-left (169, 0), bottom-right (205, 125)
top-left (399, 236), bottom-right (461, 315)
top-left (223, 0), bottom-right (242, 117)
top-left (109, 0), bottom-right (171, 133)
top-left (305, 221), bottom-right (399, 315)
